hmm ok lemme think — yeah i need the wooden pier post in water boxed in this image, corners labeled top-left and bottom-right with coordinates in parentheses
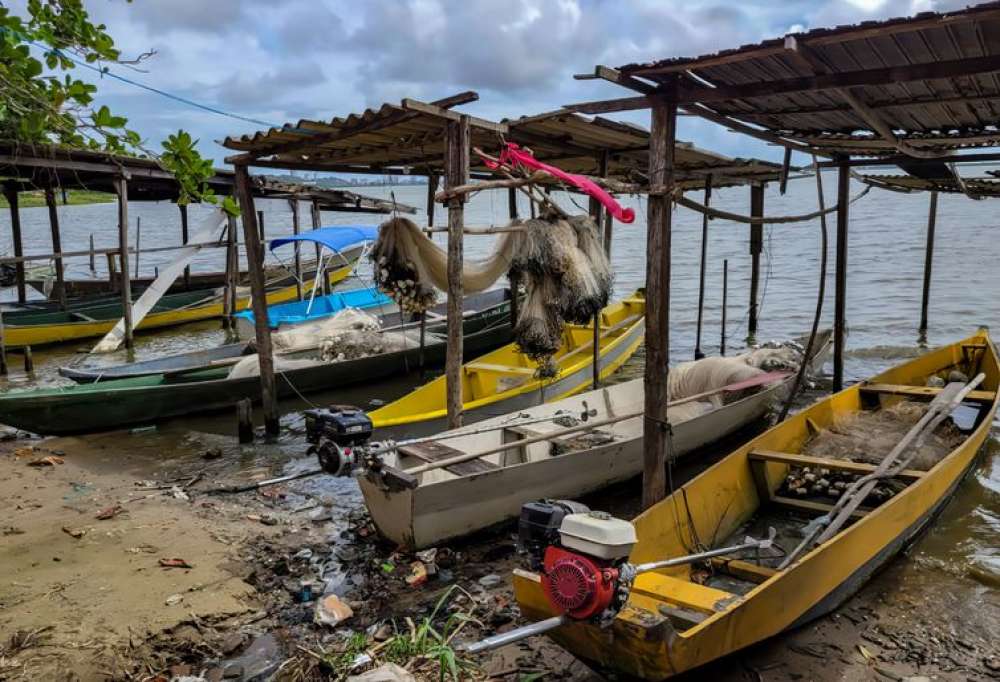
top-left (223, 215), bottom-right (238, 330)
top-left (22, 345), bottom-right (32, 374)
top-left (44, 185), bottom-right (67, 309)
top-left (134, 216), bottom-right (141, 279)
top-left (310, 200), bottom-right (326, 295)
top-left (919, 190), bottom-right (938, 340)
top-left (114, 177), bottom-right (134, 350)
top-left (234, 164), bottom-right (280, 438)
top-left (236, 398), bottom-right (254, 444)
top-left (694, 175), bottom-right (712, 359)
top-left (179, 203), bottom-right (191, 290)
top-left (747, 182), bottom-right (764, 341)
top-left (288, 199), bottom-right (303, 301)
top-left (642, 96), bottom-right (676, 511)
top-left (3, 185), bottom-right (26, 304)
top-left (89, 234), bottom-right (96, 273)
top-left (257, 210), bottom-right (265, 245)
top-left (721, 259), bottom-right (728, 356)
top-left (445, 114), bottom-right (470, 430)
top-left (833, 161), bottom-right (850, 392)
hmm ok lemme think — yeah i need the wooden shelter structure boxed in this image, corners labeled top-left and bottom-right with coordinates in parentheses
top-left (565, 1), bottom-right (1000, 507)
top-left (0, 142), bottom-right (408, 352)
top-left (222, 92), bottom-right (783, 439)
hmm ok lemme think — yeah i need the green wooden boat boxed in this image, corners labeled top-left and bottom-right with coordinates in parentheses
top-left (0, 290), bottom-right (514, 435)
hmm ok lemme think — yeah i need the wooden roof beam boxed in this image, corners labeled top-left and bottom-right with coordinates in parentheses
top-left (399, 98), bottom-right (507, 134)
top-left (225, 91), bottom-right (479, 164)
top-left (784, 36), bottom-right (945, 160)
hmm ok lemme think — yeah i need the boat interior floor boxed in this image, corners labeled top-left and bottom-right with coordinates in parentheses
top-left (646, 392), bottom-right (992, 633)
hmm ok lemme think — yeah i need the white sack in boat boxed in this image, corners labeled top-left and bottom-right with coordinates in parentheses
top-left (227, 354), bottom-right (324, 379)
top-left (668, 357), bottom-right (766, 400)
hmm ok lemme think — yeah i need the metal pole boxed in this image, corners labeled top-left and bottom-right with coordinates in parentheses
top-left (694, 174), bottom-right (712, 359)
top-left (642, 95), bottom-right (676, 511)
top-left (918, 190), bottom-right (938, 341)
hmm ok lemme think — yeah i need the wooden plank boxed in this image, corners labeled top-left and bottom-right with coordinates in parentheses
top-left (749, 450), bottom-right (925, 480)
top-left (860, 383), bottom-right (995, 403)
top-left (399, 440), bottom-right (498, 476)
top-left (771, 494), bottom-right (868, 519)
top-left (631, 572), bottom-right (734, 614)
top-left (445, 115), bottom-right (470, 430)
top-left (401, 99), bottom-right (507, 133)
top-left (234, 164), bottom-right (279, 437)
top-left (643, 94), bottom-right (676, 510)
top-left (708, 557), bottom-right (777, 584)
top-left (114, 177), bottom-right (133, 349)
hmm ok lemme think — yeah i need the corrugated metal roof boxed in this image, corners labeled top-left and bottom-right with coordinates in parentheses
top-left (222, 100), bottom-right (783, 189)
top-left (859, 172), bottom-right (1000, 196)
top-left (615, 2), bottom-right (1000, 156)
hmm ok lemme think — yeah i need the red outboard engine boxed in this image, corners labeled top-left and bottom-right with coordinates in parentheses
top-left (519, 503), bottom-right (637, 622)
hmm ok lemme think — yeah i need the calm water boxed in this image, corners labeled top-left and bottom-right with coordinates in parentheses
top-left (2, 173), bottom-right (998, 587)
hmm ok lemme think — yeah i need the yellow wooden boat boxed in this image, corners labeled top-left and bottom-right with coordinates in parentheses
top-left (512, 330), bottom-right (999, 679)
top-left (368, 290), bottom-right (646, 436)
top-left (2, 261), bottom-right (355, 348)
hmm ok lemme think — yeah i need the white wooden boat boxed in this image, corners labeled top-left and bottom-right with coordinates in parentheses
top-left (359, 331), bottom-right (832, 549)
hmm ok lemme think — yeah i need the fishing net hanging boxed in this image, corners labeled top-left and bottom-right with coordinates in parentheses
top-left (370, 212), bottom-right (613, 365)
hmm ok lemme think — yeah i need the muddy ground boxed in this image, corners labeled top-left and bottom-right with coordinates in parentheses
top-left (0, 394), bottom-right (998, 682)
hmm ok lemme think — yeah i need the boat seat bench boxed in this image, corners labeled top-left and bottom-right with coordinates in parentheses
top-left (749, 450), bottom-right (926, 480)
top-left (398, 441), bottom-right (499, 476)
top-left (860, 383), bottom-right (996, 404)
top-left (631, 572), bottom-right (736, 616)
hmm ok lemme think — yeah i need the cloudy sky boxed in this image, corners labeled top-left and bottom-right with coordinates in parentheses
top-left (17, 0), bottom-right (974, 166)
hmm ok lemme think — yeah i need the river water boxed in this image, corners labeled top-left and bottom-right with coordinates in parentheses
top-left (2, 173), bottom-right (998, 608)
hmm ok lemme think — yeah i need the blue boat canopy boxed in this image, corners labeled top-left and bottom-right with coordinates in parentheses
top-left (269, 225), bottom-right (378, 254)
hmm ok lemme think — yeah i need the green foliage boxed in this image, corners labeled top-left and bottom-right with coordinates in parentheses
top-left (0, 0), bottom-right (238, 215)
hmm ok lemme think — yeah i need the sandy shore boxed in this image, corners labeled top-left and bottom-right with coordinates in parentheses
top-left (0, 423), bottom-right (997, 681)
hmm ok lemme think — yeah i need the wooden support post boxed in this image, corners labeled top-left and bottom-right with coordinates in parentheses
top-left (445, 115), bottom-right (470, 430)
top-left (23, 345), bottom-right (32, 373)
top-left (89, 234), bottom-right (96, 273)
top-left (43, 185), bottom-right (67, 308)
top-left (694, 175), bottom-right (712, 359)
top-left (721, 259), bottom-right (728, 356)
top-left (134, 216), bottom-right (141, 279)
top-left (236, 398), bottom-right (254, 444)
top-left (642, 97), bottom-right (677, 511)
top-left (0, 309), bottom-right (7, 376)
top-left (115, 177), bottom-right (134, 349)
top-left (507, 187), bottom-right (520, 331)
top-left (179, 203), bottom-right (191, 289)
top-left (234, 164), bottom-right (280, 437)
top-left (310, 200), bottom-right (326, 294)
top-left (288, 199), bottom-right (303, 301)
top-left (918, 190), bottom-right (938, 340)
top-left (257, 209), bottom-right (265, 245)
top-left (779, 147), bottom-right (792, 195)
top-left (3, 186), bottom-right (26, 304)
top-left (833, 161), bottom-right (850, 391)
top-left (427, 174), bottom-right (439, 228)
top-left (224, 215), bottom-right (238, 330)
top-left (748, 182), bottom-right (764, 341)
top-left (106, 252), bottom-right (118, 291)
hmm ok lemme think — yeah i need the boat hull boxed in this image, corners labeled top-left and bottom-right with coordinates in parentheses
top-left (0, 298), bottom-right (513, 435)
top-left (512, 331), bottom-right (1000, 680)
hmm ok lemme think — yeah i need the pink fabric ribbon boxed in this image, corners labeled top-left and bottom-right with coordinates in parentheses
top-left (481, 143), bottom-right (635, 224)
